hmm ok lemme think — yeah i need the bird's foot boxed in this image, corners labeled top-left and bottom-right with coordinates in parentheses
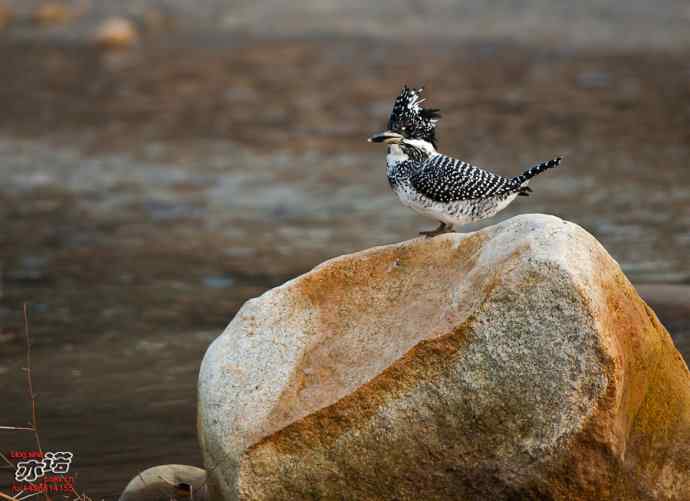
top-left (419, 222), bottom-right (453, 238)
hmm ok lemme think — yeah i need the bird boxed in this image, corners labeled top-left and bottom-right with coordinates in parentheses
top-left (369, 85), bottom-right (563, 237)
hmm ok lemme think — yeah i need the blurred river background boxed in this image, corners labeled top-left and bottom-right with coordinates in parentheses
top-left (1, 1), bottom-right (689, 497)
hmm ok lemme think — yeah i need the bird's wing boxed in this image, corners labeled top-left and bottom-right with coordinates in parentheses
top-left (409, 154), bottom-right (512, 203)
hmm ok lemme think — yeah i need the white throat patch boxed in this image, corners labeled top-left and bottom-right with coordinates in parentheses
top-left (386, 140), bottom-right (436, 167)
top-left (386, 144), bottom-right (408, 166)
top-left (404, 138), bottom-right (437, 156)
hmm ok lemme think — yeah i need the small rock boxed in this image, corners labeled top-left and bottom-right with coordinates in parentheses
top-left (119, 464), bottom-right (208, 501)
top-left (94, 17), bottom-right (139, 49)
top-left (32, 2), bottom-right (72, 25)
top-left (0, 3), bottom-right (13, 30)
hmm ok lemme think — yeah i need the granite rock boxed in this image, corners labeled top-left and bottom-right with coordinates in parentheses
top-left (198, 214), bottom-right (690, 500)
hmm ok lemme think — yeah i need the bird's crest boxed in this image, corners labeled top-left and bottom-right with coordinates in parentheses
top-left (388, 85), bottom-right (441, 146)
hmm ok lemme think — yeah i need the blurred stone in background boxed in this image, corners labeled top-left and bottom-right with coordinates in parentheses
top-left (0, 2), bottom-right (12, 30)
top-left (94, 17), bottom-right (138, 48)
top-left (32, 1), bottom-right (77, 26)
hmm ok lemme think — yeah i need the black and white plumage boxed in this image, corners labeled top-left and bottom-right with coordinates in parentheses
top-left (369, 85), bottom-right (563, 236)
top-left (409, 155), bottom-right (562, 203)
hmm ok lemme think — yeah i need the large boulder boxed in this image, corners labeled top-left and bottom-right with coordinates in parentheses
top-left (198, 214), bottom-right (690, 500)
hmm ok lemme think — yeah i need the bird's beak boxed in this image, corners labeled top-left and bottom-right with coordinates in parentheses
top-left (368, 131), bottom-right (403, 144)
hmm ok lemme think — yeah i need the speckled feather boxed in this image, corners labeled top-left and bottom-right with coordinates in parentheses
top-left (388, 86), bottom-right (440, 147)
top-left (410, 154), bottom-right (562, 203)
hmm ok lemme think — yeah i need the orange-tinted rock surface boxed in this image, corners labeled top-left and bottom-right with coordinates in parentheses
top-left (198, 214), bottom-right (690, 500)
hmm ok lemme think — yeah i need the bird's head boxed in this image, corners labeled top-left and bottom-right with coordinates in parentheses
top-left (368, 85), bottom-right (441, 149)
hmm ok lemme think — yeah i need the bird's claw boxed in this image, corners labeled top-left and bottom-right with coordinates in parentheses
top-left (419, 222), bottom-right (453, 238)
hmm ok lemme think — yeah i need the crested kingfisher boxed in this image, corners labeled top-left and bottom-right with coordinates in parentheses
top-left (369, 86), bottom-right (563, 237)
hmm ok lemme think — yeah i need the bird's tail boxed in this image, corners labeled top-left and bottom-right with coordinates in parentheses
top-left (509, 156), bottom-right (562, 195)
